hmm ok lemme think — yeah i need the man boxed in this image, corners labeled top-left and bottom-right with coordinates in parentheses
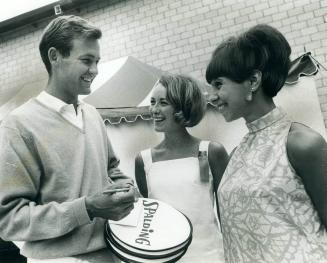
top-left (0, 15), bottom-right (136, 262)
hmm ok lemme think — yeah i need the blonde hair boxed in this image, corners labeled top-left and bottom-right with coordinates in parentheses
top-left (158, 74), bottom-right (206, 127)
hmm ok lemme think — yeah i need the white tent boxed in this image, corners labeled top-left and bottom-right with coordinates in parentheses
top-left (83, 54), bottom-right (326, 178)
top-left (83, 56), bottom-right (163, 108)
top-left (0, 78), bottom-right (46, 121)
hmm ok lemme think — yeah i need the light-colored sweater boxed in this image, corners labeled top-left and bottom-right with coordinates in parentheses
top-left (0, 98), bottom-right (127, 259)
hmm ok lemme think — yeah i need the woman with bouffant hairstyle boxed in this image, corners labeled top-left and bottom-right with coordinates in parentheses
top-left (206, 24), bottom-right (327, 262)
top-left (135, 74), bottom-right (228, 262)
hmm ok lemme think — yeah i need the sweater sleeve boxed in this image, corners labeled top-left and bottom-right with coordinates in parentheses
top-left (0, 126), bottom-right (91, 242)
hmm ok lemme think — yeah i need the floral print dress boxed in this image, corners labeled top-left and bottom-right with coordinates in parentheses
top-left (218, 107), bottom-right (327, 263)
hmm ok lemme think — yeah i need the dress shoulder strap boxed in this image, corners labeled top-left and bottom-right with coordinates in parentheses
top-left (199, 140), bottom-right (210, 154)
top-left (198, 140), bottom-right (213, 176)
top-left (140, 148), bottom-right (152, 172)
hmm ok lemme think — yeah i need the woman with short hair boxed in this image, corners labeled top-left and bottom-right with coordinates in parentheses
top-left (206, 24), bottom-right (327, 262)
top-left (135, 74), bottom-right (228, 262)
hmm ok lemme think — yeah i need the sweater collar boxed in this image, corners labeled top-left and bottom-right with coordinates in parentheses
top-left (246, 107), bottom-right (286, 133)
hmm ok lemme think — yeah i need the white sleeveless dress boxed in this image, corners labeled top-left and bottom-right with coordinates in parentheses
top-left (141, 141), bottom-right (225, 262)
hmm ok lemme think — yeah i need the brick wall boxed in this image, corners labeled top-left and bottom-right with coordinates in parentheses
top-left (0, 0), bottom-right (327, 127)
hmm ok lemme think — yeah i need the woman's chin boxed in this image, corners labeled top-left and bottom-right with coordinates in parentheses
top-left (154, 128), bottom-right (164, 133)
top-left (153, 124), bottom-right (164, 132)
top-left (222, 113), bottom-right (236, 123)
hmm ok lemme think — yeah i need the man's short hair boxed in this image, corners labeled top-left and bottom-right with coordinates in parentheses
top-left (39, 15), bottom-right (102, 74)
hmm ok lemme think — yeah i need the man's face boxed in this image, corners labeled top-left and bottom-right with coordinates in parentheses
top-left (55, 37), bottom-right (100, 101)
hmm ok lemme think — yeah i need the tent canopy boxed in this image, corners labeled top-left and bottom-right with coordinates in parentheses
top-left (286, 52), bottom-right (319, 84)
top-left (0, 78), bottom-right (46, 121)
top-left (83, 56), bottom-right (163, 108)
top-left (84, 52), bottom-right (320, 124)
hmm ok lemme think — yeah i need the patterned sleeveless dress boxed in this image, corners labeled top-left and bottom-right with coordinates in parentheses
top-left (141, 141), bottom-right (225, 262)
top-left (218, 107), bottom-right (327, 263)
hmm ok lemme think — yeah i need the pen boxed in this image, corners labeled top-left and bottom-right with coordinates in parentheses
top-left (102, 187), bottom-right (131, 194)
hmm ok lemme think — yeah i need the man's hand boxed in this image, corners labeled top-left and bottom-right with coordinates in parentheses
top-left (112, 178), bottom-right (134, 187)
top-left (85, 182), bottom-right (136, 221)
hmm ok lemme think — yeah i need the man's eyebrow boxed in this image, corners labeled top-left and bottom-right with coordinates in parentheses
top-left (79, 54), bottom-right (101, 60)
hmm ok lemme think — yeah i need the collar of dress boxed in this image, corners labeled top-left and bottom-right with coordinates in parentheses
top-left (246, 107), bottom-right (287, 133)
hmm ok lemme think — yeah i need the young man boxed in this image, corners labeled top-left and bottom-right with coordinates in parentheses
top-left (0, 15), bottom-right (136, 262)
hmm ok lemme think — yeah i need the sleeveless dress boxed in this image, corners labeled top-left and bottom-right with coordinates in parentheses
top-left (218, 107), bottom-right (327, 263)
top-left (141, 141), bottom-right (225, 262)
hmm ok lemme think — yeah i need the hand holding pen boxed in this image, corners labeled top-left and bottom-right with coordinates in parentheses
top-left (103, 184), bottom-right (139, 204)
top-left (102, 187), bottom-right (132, 194)
top-left (85, 182), bottom-right (136, 221)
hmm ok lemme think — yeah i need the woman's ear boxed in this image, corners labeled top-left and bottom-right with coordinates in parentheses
top-left (245, 70), bottom-right (262, 101)
top-left (249, 70), bottom-right (262, 92)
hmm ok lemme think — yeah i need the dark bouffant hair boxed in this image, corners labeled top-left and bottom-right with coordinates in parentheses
top-left (206, 24), bottom-right (291, 97)
top-left (39, 15), bottom-right (102, 74)
top-left (158, 74), bottom-right (206, 127)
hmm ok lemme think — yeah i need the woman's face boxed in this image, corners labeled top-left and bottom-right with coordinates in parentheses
top-left (150, 83), bottom-right (181, 132)
top-left (209, 77), bottom-right (249, 122)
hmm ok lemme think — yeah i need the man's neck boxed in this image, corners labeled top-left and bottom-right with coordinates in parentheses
top-left (45, 82), bottom-right (78, 110)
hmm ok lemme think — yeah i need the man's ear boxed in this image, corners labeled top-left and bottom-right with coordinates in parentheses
top-left (249, 70), bottom-right (262, 92)
top-left (48, 47), bottom-right (59, 65)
